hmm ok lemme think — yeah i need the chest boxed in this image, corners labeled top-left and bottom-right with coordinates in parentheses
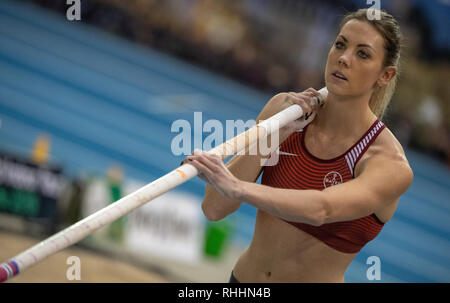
top-left (262, 133), bottom-right (354, 191)
top-left (303, 132), bottom-right (355, 161)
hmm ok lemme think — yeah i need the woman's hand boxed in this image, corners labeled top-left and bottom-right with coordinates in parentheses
top-left (182, 149), bottom-right (242, 200)
top-left (260, 88), bottom-right (324, 132)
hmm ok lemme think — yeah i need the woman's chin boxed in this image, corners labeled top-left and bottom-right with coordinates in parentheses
top-left (324, 81), bottom-right (349, 96)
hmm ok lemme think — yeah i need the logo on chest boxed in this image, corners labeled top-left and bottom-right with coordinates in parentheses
top-left (323, 171), bottom-right (343, 188)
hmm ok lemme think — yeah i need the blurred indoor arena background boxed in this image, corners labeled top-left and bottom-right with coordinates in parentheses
top-left (0, 0), bottom-right (449, 282)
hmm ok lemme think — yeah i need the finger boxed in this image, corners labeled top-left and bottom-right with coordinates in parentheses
top-left (304, 111), bottom-right (314, 120)
top-left (287, 95), bottom-right (313, 115)
top-left (181, 155), bottom-right (192, 166)
top-left (306, 88), bottom-right (324, 108)
top-left (289, 94), bottom-right (317, 110)
top-left (305, 88), bottom-right (323, 101)
top-left (286, 94), bottom-right (313, 111)
top-left (193, 148), bottom-right (205, 156)
top-left (189, 158), bottom-right (215, 179)
top-left (192, 154), bottom-right (220, 173)
top-left (291, 90), bottom-right (320, 112)
top-left (191, 149), bottom-right (217, 164)
top-left (202, 152), bottom-right (223, 165)
top-left (288, 91), bottom-right (315, 100)
top-left (305, 87), bottom-right (320, 96)
top-left (181, 148), bottom-right (201, 166)
top-left (193, 149), bottom-right (224, 167)
top-left (183, 153), bottom-right (212, 182)
top-left (304, 88), bottom-right (322, 103)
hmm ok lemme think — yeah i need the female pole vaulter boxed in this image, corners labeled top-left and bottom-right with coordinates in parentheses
top-left (183, 9), bottom-right (413, 283)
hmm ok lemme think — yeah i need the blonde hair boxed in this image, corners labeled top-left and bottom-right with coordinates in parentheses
top-left (339, 9), bottom-right (402, 120)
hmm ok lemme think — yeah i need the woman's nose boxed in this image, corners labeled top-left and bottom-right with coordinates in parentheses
top-left (338, 52), bottom-right (351, 67)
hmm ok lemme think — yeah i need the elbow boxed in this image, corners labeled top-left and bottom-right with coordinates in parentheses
top-left (310, 193), bottom-right (332, 226)
top-left (201, 185), bottom-right (241, 221)
top-left (201, 190), bottom-right (224, 221)
top-left (201, 202), bottom-right (225, 222)
top-left (203, 211), bottom-right (224, 222)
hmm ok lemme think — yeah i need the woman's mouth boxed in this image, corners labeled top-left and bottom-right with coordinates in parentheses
top-left (331, 71), bottom-right (348, 81)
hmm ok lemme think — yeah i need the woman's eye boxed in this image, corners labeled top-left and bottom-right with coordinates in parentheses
top-left (335, 41), bottom-right (344, 48)
top-left (358, 50), bottom-right (370, 59)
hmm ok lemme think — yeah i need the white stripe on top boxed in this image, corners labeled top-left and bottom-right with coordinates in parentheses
top-left (345, 121), bottom-right (384, 176)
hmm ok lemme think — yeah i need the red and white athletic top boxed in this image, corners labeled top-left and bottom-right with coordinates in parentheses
top-left (261, 119), bottom-right (386, 254)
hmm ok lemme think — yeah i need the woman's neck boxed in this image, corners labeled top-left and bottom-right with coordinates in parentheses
top-left (311, 91), bottom-right (377, 138)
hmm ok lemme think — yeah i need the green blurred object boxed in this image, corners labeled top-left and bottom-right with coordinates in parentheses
top-left (204, 219), bottom-right (233, 258)
top-left (65, 179), bottom-right (83, 224)
top-left (107, 179), bottom-right (126, 243)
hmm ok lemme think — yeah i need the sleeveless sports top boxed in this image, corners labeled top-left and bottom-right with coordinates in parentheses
top-left (261, 119), bottom-right (386, 253)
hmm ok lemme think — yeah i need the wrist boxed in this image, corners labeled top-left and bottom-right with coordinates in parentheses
top-left (231, 179), bottom-right (246, 201)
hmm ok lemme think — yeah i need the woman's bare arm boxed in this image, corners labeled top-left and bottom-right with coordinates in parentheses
top-left (202, 93), bottom-right (291, 221)
top-left (190, 89), bottom-right (321, 221)
top-left (202, 88), bottom-right (320, 221)
top-left (201, 154), bottom-right (264, 221)
top-left (192, 146), bottom-right (413, 225)
top-left (236, 149), bottom-right (413, 225)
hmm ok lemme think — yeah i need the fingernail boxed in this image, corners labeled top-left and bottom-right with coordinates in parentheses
top-left (188, 158), bottom-right (193, 161)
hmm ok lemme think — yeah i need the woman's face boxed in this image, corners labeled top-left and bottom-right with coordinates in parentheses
top-left (324, 19), bottom-right (395, 98)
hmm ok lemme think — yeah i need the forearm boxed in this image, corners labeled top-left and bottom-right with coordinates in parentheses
top-left (202, 153), bottom-right (264, 220)
top-left (196, 90), bottom-right (326, 222)
top-left (236, 181), bottom-right (328, 226)
top-left (202, 95), bottom-right (296, 220)
top-left (202, 128), bottom-right (297, 220)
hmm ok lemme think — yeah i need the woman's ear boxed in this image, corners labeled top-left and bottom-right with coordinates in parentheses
top-left (377, 66), bottom-right (397, 86)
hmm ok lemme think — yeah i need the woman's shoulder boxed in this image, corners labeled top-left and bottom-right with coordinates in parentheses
top-left (355, 123), bottom-right (412, 176)
top-left (374, 124), bottom-right (408, 161)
